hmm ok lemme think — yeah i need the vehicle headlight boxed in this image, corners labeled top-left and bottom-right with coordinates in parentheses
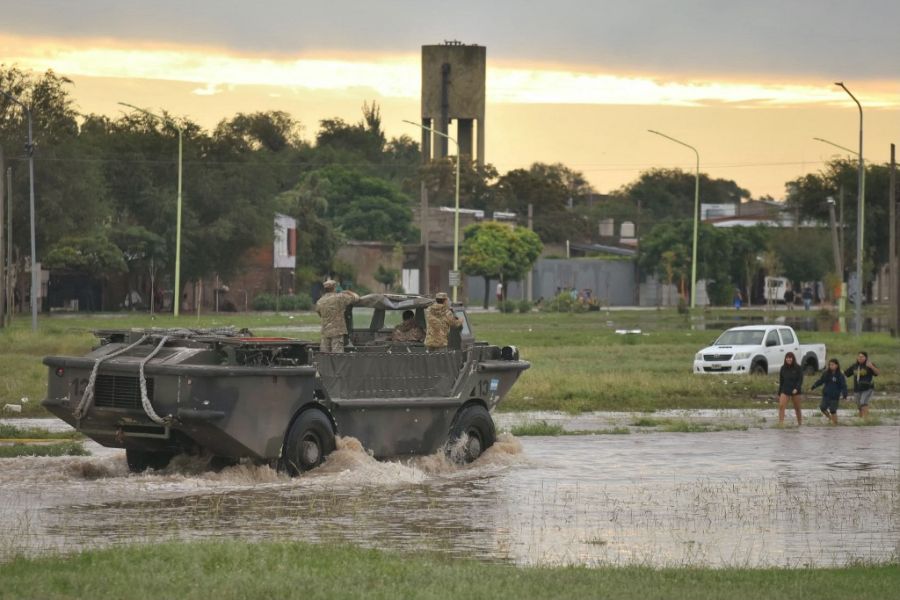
top-left (695, 352), bottom-right (703, 361)
top-left (734, 352), bottom-right (751, 360)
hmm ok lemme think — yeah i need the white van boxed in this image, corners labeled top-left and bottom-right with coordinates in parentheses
top-left (764, 276), bottom-right (790, 303)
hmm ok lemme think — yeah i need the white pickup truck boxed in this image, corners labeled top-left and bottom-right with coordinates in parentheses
top-left (693, 325), bottom-right (826, 375)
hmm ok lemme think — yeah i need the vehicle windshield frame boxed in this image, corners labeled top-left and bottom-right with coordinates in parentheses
top-left (714, 329), bottom-right (766, 346)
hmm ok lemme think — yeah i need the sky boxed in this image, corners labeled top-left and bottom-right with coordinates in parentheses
top-left (1, 0), bottom-right (899, 198)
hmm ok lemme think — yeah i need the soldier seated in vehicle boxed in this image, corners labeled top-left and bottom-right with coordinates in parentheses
top-left (392, 310), bottom-right (425, 343)
top-left (315, 279), bottom-right (359, 353)
top-left (424, 292), bottom-right (462, 351)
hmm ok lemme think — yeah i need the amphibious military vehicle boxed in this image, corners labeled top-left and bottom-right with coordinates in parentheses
top-left (42, 294), bottom-right (529, 474)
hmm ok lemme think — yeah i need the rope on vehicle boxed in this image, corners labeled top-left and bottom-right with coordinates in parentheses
top-left (139, 335), bottom-right (170, 425)
top-left (74, 335), bottom-right (150, 419)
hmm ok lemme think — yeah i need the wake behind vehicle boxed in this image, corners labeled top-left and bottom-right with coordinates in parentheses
top-left (42, 294), bottom-right (529, 473)
top-left (693, 325), bottom-right (825, 375)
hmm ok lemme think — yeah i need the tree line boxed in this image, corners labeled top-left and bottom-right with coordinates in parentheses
top-left (1, 66), bottom-right (892, 306)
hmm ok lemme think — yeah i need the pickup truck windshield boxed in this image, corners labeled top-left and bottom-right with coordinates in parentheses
top-left (715, 329), bottom-right (765, 346)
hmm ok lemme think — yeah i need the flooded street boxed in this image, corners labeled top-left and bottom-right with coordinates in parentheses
top-left (1, 422), bottom-right (897, 568)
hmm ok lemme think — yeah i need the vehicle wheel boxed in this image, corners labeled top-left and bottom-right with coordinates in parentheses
top-left (750, 362), bottom-right (767, 376)
top-left (126, 449), bottom-right (174, 473)
top-left (282, 409), bottom-right (335, 476)
top-left (803, 360), bottom-right (818, 375)
top-left (448, 405), bottom-right (496, 464)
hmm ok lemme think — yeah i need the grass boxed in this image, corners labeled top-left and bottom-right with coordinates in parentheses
top-left (1, 540), bottom-right (897, 600)
top-left (509, 420), bottom-right (567, 436)
top-left (0, 440), bottom-right (87, 458)
top-left (1, 307), bottom-right (898, 416)
top-left (0, 424), bottom-right (82, 440)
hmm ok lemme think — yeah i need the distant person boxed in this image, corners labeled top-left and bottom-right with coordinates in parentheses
top-left (844, 351), bottom-right (880, 418)
top-left (315, 279), bottom-right (359, 353)
top-left (392, 309), bottom-right (425, 343)
top-left (424, 292), bottom-right (461, 351)
top-left (783, 288), bottom-right (795, 310)
top-left (802, 286), bottom-right (813, 311)
top-left (777, 351), bottom-right (804, 426)
top-left (811, 358), bottom-right (848, 425)
top-left (496, 282), bottom-right (503, 305)
top-left (733, 288), bottom-right (743, 310)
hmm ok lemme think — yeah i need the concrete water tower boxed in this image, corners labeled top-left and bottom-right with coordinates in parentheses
top-left (421, 42), bottom-right (486, 165)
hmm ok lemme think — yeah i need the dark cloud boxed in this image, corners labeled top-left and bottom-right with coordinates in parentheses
top-left (7, 0), bottom-right (900, 79)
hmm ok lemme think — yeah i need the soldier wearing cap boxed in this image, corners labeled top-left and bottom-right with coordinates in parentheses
top-left (315, 279), bottom-right (359, 352)
top-left (424, 292), bottom-right (462, 351)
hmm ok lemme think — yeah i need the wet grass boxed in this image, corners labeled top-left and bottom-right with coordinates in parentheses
top-left (1, 540), bottom-right (897, 600)
top-left (0, 424), bottom-right (82, 440)
top-left (0, 440), bottom-right (87, 458)
top-left (1, 308), bottom-right (898, 417)
top-left (510, 421), bottom-right (567, 436)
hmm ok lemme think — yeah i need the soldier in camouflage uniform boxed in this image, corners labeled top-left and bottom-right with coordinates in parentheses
top-left (424, 292), bottom-right (462, 351)
top-left (315, 280), bottom-right (359, 352)
top-left (392, 310), bottom-right (425, 342)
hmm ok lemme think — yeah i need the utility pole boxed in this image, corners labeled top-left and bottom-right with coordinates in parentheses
top-left (0, 144), bottom-right (5, 329)
top-left (527, 203), bottom-right (533, 302)
top-left (5, 167), bottom-right (11, 326)
top-left (420, 180), bottom-right (430, 295)
top-left (890, 144), bottom-right (897, 336)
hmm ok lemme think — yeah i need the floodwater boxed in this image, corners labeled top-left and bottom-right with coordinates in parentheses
top-left (0, 422), bottom-right (897, 568)
top-left (693, 314), bottom-right (894, 334)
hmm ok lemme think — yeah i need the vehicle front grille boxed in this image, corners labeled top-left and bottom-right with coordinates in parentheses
top-left (94, 375), bottom-right (153, 409)
top-left (703, 366), bottom-right (733, 373)
top-left (703, 354), bottom-right (733, 361)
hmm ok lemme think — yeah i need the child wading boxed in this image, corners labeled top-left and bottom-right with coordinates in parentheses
top-left (810, 359), bottom-right (848, 425)
top-left (844, 351), bottom-right (880, 418)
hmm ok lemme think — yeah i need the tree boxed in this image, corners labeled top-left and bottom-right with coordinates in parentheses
top-left (785, 158), bottom-right (893, 294)
top-left (460, 222), bottom-right (543, 308)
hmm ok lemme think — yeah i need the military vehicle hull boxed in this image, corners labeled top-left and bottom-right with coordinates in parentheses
top-left (42, 301), bottom-right (528, 473)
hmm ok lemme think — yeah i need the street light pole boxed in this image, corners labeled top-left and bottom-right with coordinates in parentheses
top-left (1, 90), bottom-right (38, 331)
top-left (119, 102), bottom-right (184, 316)
top-left (648, 129), bottom-right (701, 309)
top-left (403, 120), bottom-right (461, 302)
top-left (835, 82), bottom-right (865, 335)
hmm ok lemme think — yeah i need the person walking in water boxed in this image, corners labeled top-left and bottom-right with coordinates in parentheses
top-left (811, 359), bottom-right (848, 425)
top-left (777, 352), bottom-right (804, 426)
top-left (844, 351), bottom-right (880, 418)
top-left (315, 279), bottom-right (358, 352)
top-left (424, 292), bottom-right (461, 351)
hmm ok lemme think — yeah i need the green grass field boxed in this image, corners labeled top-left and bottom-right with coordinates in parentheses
top-left (1, 308), bottom-right (898, 417)
top-left (1, 541), bottom-right (897, 600)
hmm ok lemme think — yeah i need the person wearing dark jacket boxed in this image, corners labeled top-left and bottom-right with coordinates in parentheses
top-left (844, 351), bottom-right (880, 418)
top-left (811, 359), bottom-right (848, 425)
top-left (778, 351), bottom-right (804, 426)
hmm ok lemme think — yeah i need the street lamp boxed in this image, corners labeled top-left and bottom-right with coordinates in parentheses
top-left (812, 137), bottom-right (858, 157)
top-left (0, 90), bottom-right (38, 331)
top-left (648, 129), bottom-right (701, 309)
top-left (403, 120), bottom-right (461, 302)
top-left (119, 102), bottom-right (184, 317)
top-left (834, 82), bottom-right (865, 335)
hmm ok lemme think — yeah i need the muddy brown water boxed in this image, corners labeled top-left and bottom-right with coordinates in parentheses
top-left (0, 421), bottom-right (897, 568)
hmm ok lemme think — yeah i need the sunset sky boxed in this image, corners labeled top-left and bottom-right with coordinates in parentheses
top-left (2, 0), bottom-right (899, 198)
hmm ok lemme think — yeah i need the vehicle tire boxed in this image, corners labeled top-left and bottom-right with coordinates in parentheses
top-left (126, 449), bottom-right (174, 473)
top-left (448, 404), bottom-right (496, 464)
top-left (802, 358), bottom-right (818, 375)
top-left (282, 409), bottom-right (335, 476)
top-left (750, 362), bottom-right (767, 376)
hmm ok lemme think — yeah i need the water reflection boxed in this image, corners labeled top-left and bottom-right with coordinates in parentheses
top-left (1, 427), bottom-right (897, 568)
top-left (692, 315), bottom-right (893, 333)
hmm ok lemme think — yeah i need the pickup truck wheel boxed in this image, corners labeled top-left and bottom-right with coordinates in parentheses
top-left (126, 449), bottom-right (174, 473)
top-left (803, 359), bottom-right (818, 375)
top-left (283, 409), bottom-right (335, 476)
top-left (750, 362), bottom-right (767, 376)
top-left (448, 405), bottom-right (496, 464)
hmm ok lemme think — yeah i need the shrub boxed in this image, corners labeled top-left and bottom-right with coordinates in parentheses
top-left (517, 300), bottom-right (533, 313)
top-left (498, 299), bottom-right (517, 313)
top-left (252, 293), bottom-right (312, 311)
top-left (540, 292), bottom-right (587, 313)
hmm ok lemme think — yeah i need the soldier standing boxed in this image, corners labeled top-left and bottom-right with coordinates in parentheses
top-left (424, 292), bottom-right (462, 351)
top-left (315, 279), bottom-right (358, 352)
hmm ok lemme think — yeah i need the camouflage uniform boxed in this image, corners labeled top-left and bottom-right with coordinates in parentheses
top-left (424, 303), bottom-right (461, 350)
top-left (316, 290), bottom-right (358, 352)
top-left (392, 319), bottom-right (425, 343)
